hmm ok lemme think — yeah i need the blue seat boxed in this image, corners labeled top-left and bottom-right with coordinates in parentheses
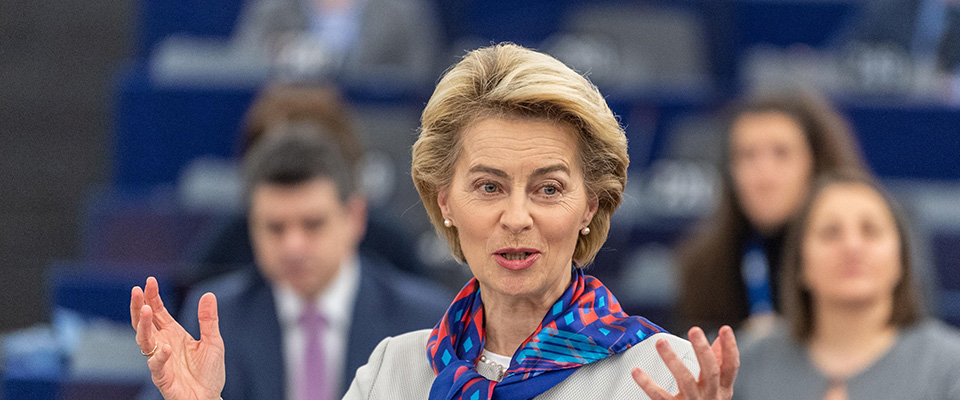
top-left (49, 261), bottom-right (180, 323)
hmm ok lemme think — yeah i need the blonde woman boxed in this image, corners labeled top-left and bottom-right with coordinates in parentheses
top-left (130, 43), bottom-right (740, 400)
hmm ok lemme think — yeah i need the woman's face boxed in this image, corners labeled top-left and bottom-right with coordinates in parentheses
top-left (801, 183), bottom-right (902, 308)
top-left (438, 117), bottom-right (598, 305)
top-left (730, 111), bottom-right (814, 234)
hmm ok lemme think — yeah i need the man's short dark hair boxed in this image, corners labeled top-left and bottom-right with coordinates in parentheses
top-left (242, 123), bottom-right (358, 204)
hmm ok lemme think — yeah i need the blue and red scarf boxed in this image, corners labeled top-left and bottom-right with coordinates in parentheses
top-left (426, 268), bottom-right (664, 400)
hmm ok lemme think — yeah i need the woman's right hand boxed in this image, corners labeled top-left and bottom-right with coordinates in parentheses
top-left (131, 277), bottom-right (226, 400)
top-left (631, 326), bottom-right (739, 400)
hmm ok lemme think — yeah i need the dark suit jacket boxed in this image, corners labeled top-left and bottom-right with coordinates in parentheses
top-left (139, 256), bottom-right (451, 399)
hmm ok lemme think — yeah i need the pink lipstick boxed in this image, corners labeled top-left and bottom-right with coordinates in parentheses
top-left (493, 248), bottom-right (540, 270)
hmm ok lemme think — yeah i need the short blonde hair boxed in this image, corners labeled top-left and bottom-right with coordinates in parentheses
top-left (411, 43), bottom-right (628, 266)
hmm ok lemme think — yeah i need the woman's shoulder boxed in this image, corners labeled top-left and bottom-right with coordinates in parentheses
top-left (847, 320), bottom-right (960, 399)
top-left (736, 319), bottom-right (804, 361)
top-left (620, 332), bottom-right (698, 369)
top-left (620, 332), bottom-right (700, 385)
top-left (733, 323), bottom-right (812, 397)
top-left (538, 332), bottom-right (698, 399)
top-left (902, 319), bottom-right (960, 362)
top-left (361, 329), bottom-right (434, 370)
top-left (914, 319), bottom-right (960, 342)
top-left (381, 329), bottom-right (433, 354)
top-left (343, 329), bottom-right (435, 400)
top-left (913, 321), bottom-right (960, 398)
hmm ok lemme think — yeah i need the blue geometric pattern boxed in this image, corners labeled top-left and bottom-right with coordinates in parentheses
top-left (516, 328), bottom-right (611, 364)
top-left (442, 350), bottom-right (452, 366)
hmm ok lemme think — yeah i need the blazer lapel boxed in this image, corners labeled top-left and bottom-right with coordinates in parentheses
top-left (343, 259), bottom-right (393, 395)
top-left (236, 275), bottom-right (286, 399)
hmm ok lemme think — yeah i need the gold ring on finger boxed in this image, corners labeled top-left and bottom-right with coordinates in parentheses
top-left (141, 342), bottom-right (159, 357)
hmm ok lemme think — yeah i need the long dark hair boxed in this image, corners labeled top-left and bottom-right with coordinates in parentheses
top-left (676, 90), bottom-right (868, 330)
top-left (780, 171), bottom-right (923, 341)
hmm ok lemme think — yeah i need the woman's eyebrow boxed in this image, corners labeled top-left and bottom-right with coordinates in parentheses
top-left (467, 164), bottom-right (568, 179)
top-left (530, 164), bottom-right (569, 178)
top-left (468, 165), bottom-right (508, 178)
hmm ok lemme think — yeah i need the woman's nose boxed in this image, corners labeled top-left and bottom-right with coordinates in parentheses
top-left (840, 230), bottom-right (867, 254)
top-left (499, 192), bottom-right (533, 234)
top-left (750, 154), bottom-right (779, 180)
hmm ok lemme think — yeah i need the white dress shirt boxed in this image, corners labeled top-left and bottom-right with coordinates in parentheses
top-left (274, 256), bottom-right (360, 400)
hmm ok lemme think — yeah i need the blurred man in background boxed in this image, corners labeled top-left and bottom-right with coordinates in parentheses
top-left (189, 84), bottom-right (428, 283)
top-left (140, 129), bottom-right (451, 400)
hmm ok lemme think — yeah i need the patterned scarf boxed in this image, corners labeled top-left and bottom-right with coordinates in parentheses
top-left (426, 268), bottom-right (664, 400)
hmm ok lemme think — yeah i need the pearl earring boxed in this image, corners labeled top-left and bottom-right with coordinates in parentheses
top-left (444, 219), bottom-right (452, 228)
top-left (580, 226), bottom-right (590, 235)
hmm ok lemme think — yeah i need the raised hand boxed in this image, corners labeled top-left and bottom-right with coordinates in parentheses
top-left (632, 326), bottom-right (739, 400)
top-left (130, 277), bottom-right (226, 400)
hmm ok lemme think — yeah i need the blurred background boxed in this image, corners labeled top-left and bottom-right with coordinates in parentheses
top-left (2, 0), bottom-right (960, 398)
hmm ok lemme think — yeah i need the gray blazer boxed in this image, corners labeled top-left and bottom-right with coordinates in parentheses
top-left (344, 329), bottom-right (700, 399)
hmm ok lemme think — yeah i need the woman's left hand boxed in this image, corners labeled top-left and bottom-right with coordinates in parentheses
top-left (632, 326), bottom-right (739, 400)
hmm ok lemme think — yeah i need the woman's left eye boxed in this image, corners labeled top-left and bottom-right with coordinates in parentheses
top-left (541, 185), bottom-right (558, 196)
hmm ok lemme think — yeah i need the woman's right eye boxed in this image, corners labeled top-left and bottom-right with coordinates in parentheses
top-left (481, 182), bottom-right (498, 193)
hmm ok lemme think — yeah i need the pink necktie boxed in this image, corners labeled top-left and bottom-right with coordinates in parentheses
top-left (299, 304), bottom-right (330, 400)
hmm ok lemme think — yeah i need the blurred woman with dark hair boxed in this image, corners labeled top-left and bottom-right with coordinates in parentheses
top-left (734, 171), bottom-right (960, 399)
top-left (676, 90), bottom-right (869, 335)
